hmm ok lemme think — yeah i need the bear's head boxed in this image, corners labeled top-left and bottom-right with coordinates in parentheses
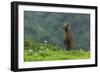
top-left (63, 22), bottom-right (70, 32)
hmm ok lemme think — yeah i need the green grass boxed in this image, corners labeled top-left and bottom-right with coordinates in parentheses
top-left (24, 41), bottom-right (90, 62)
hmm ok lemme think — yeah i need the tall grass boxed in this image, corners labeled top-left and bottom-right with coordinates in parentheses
top-left (24, 40), bottom-right (90, 62)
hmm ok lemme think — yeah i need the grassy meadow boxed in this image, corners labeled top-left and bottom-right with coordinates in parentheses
top-left (24, 39), bottom-right (90, 62)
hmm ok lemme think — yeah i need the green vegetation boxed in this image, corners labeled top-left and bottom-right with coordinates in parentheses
top-left (24, 50), bottom-right (90, 61)
top-left (24, 37), bottom-right (90, 62)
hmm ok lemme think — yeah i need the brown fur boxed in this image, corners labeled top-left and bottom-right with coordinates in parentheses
top-left (63, 23), bottom-right (75, 50)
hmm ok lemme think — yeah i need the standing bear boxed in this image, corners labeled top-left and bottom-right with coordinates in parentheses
top-left (63, 22), bottom-right (75, 50)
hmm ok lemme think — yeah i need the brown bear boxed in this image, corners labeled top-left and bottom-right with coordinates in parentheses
top-left (63, 22), bottom-right (75, 50)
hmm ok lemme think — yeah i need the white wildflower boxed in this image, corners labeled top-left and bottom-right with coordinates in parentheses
top-left (46, 48), bottom-right (49, 51)
top-left (44, 40), bottom-right (48, 44)
top-left (28, 49), bottom-right (33, 53)
top-left (40, 46), bottom-right (44, 49)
